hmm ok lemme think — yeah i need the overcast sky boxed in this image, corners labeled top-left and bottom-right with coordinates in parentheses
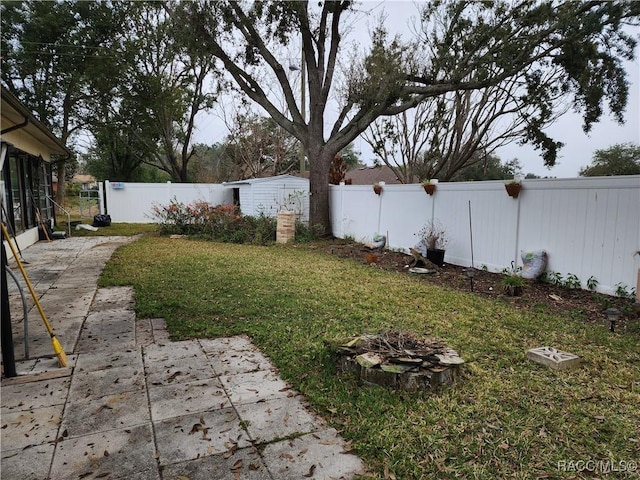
top-left (495, 63), bottom-right (639, 178)
top-left (195, 1), bottom-right (640, 179)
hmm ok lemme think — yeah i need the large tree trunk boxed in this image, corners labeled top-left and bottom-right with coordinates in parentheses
top-left (308, 148), bottom-right (335, 237)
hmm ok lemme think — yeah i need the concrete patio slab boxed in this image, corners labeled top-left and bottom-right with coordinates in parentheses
top-left (75, 328), bottom-right (136, 353)
top-left (0, 376), bottom-right (70, 412)
top-left (143, 340), bottom-right (207, 363)
top-left (49, 424), bottom-right (158, 480)
top-left (261, 428), bottom-right (365, 480)
top-left (200, 335), bottom-right (255, 354)
top-left (4, 356), bottom-right (76, 378)
top-left (36, 288), bottom-right (96, 317)
top-left (45, 275), bottom-right (101, 290)
top-left (161, 447), bottom-right (271, 480)
top-left (144, 355), bottom-right (217, 387)
top-left (150, 318), bottom-right (167, 331)
top-left (236, 396), bottom-right (319, 444)
top-left (82, 309), bottom-right (136, 333)
top-left (135, 319), bottom-right (156, 346)
top-left (24, 355), bottom-right (77, 375)
top-left (0, 405), bottom-right (64, 451)
top-left (58, 265), bottom-right (106, 279)
top-left (206, 346), bottom-right (274, 376)
top-left (68, 364), bottom-right (145, 400)
top-left (148, 377), bottom-right (229, 421)
top-left (135, 318), bottom-right (172, 346)
top-left (153, 407), bottom-right (251, 466)
top-left (74, 349), bottom-right (143, 373)
top-left (1, 444), bottom-right (55, 480)
top-left (16, 336), bottom-right (51, 358)
top-left (91, 286), bottom-right (136, 311)
top-left (220, 369), bottom-right (291, 405)
top-left (50, 318), bottom-right (85, 351)
top-left (60, 388), bottom-right (150, 438)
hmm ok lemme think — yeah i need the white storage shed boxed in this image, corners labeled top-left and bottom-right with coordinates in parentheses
top-left (224, 175), bottom-right (310, 223)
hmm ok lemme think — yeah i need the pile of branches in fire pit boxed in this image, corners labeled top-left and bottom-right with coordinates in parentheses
top-left (331, 331), bottom-right (464, 374)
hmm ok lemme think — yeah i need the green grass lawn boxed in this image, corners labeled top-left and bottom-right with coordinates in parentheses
top-left (100, 236), bottom-right (640, 479)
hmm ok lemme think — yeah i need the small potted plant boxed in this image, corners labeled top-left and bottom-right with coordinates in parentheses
top-left (416, 219), bottom-right (450, 266)
top-left (422, 179), bottom-right (438, 195)
top-left (373, 182), bottom-right (383, 195)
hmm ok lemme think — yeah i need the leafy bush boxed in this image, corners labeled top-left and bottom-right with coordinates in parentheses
top-left (245, 214), bottom-right (277, 245)
top-left (614, 282), bottom-right (636, 300)
top-left (295, 221), bottom-right (324, 243)
top-left (151, 199), bottom-right (276, 245)
top-left (150, 198), bottom-right (203, 235)
top-left (564, 273), bottom-right (581, 289)
top-left (65, 182), bottom-right (82, 197)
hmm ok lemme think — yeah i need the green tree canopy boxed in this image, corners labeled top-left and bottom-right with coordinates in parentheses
top-left (187, 143), bottom-right (237, 183)
top-left (1, 1), bottom-right (222, 184)
top-left (452, 154), bottom-right (523, 182)
top-left (1, 0), bottom-right (136, 198)
top-left (579, 143), bottom-right (640, 176)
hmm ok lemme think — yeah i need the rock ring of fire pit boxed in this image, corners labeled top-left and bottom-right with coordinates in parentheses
top-left (332, 332), bottom-right (464, 392)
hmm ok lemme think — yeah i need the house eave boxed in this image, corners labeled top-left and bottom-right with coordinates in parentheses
top-left (1, 85), bottom-right (72, 158)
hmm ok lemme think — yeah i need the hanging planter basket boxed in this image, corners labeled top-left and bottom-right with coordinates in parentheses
top-left (505, 183), bottom-right (522, 198)
top-left (373, 184), bottom-right (383, 195)
top-left (423, 184), bottom-right (436, 195)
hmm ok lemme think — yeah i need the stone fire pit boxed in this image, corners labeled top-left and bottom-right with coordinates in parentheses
top-left (331, 332), bottom-right (464, 392)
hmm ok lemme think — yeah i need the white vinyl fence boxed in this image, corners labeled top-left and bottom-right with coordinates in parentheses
top-left (330, 176), bottom-right (640, 296)
top-left (101, 177), bottom-right (639, 295)
top-left (103, 181), bottom-right (233, 223)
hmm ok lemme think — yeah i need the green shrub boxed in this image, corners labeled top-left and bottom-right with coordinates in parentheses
top-left (65, 183), bottom-right (82, 197)
top-left (244, 214), bottom-right (276, 245)
top-left (151, 199), bottom-right (276, 245)
top-left (295, 221), bottom-right (324, 243)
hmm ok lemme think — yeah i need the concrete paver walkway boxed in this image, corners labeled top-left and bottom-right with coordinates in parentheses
top-left (1, 237), bottom-right (364, 479)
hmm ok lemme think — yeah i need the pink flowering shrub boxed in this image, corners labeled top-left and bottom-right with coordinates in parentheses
top-left (151, 198), bottom-right (276, 244)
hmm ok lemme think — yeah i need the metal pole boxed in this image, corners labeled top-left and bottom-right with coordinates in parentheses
top-left (300, 48), bottom-right (306, 176)
top-left (468, 200), bottom-right (475, 269)
top-left (468, 200), bottom-right (475, 292)
top-left (5, 266), bottom-right (29, 359)
top-left (1, 240), bottom-right (17, 377)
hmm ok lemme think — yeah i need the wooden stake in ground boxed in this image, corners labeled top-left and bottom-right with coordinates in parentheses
top-left (1, 223), bottom-right (67, 367)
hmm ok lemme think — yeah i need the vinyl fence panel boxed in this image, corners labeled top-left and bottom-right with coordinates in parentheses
top-left (104, 181), bottom-right (232, 223)
top-left (330, 176), bottom-right (640, 296)
top-left (102, 177), bottom-right (638, 295)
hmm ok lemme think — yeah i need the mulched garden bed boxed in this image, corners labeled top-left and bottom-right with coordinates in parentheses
top-left (317, 241), bottom-right (639, 334)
